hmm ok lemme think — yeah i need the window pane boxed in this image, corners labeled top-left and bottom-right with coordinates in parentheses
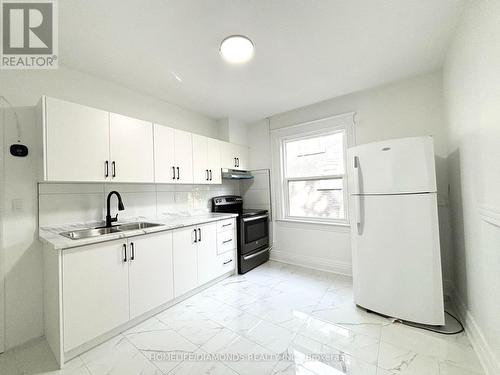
top-left (285, 131), bottom-right (344, 178)
top-left (288, 179), bottom-right (344, 219)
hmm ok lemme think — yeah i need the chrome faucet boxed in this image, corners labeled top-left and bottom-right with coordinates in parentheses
top-left (105, 191), bottom-right (125, 227)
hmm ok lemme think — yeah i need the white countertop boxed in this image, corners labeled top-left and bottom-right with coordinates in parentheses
top-left (39, 213), bottom-right (238, 250)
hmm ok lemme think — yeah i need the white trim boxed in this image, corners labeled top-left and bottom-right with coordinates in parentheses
top-left (270, 249), bottom-right (352, 276)
top-left (0, 98), bottom-right (5, 353)
top-left (271, 112), bottom-right (356, 225)
top-left (275, 218), bottom-right (350, 230)
top-left (452, 287), bottom-right (499, 375)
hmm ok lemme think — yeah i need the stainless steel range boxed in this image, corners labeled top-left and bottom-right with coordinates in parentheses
top-left (212, 195), bottom-right (270, 274)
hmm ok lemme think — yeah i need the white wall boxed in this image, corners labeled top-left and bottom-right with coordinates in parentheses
top-left (247, 71), bottom-right (451, 279)
top-left (443, 1), bottom-right (500, 373)
top-left (217, 118), bottom-right (249, 146)
top-left (0, 66), bottom-right (218, 350)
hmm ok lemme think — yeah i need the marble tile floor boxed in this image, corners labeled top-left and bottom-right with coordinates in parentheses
top-left (0, 261), bottom-right (485, 375)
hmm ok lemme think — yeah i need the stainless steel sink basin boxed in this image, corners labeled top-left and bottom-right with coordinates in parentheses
top-left (60, 222), bottom-right (162, 240)
top-left (115, 222), bottom-right (162, 231)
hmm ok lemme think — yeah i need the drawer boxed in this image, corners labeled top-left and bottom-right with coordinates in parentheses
top-left (217, 230), bottom-right (236, 254)
top-left (216, 252), bottom-right (235, 277)
top-left (217, 219), bottom-right (235, 232)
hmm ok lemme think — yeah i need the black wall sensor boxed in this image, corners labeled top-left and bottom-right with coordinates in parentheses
top-left (10, 144), bottom-right (28, 157)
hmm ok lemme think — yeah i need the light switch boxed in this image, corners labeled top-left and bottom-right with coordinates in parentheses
top-left (11, 198), bottom-right (24, 212)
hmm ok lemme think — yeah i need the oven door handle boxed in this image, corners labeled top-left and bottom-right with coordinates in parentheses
top-left (243, 247), bottom-right (269, 260)
top-left (242, 214), bottom-right (268, 222)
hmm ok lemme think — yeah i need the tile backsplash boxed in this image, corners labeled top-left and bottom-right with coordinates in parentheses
top-left (38, 181), bottom-right (240, 227)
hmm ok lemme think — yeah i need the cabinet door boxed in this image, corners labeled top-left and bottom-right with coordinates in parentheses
top-left (235, 144), bottom-right (249, 171)
top-left (154, 124), bottom-right (176, 183)
top-left (172, 227), bottom-right (198, 297)
top-left (62, 240), bottom-right (129, 351)
top-left (44, 97), bottom-right (110, 182)
top-left (109, 113), bottom-right (154, 183)
top-left (207, 138), bottom-right (222, 184)
top-left (196, 223), bottom-right (218, 285)
top-left (192, 134), bottom-right (209, 184)
top-left (129, 232), bottom-right (174, 319)
top-left (174, 130), bottom-right (193, 184)
top-left (220, 141), bottom-right (237, 169)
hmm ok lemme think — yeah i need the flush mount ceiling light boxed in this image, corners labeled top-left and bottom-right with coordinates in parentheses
top-left (220, 35), bottom-right (254, 64)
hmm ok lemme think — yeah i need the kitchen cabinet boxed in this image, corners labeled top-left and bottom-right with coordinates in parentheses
top-left (196, 223), bottom-right (218, 284)
top-left (154, 124), bottom-right (193, 183)
top-left (62, 240), bottom-right (129, 352)
top-left (42, 96), bottom-right (110, 182)
top-left (172, 226), bottom-right (198, 296)
top-left (172, 222), bottom-right (218, 295)
top-left (43, 217), bottom-right (236, 367)
top-left (192, 135), bottom-right (222, 184)
top-left (128, 232), bottom-right (174, 319)
top-left (109, 113), bottom-right (154, 183)
top-left (221, 141), bottom-right (249, 171)
top-left (207, 138), bottom-right (222, 184)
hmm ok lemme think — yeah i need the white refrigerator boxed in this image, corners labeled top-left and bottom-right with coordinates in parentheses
top-left (347, 136), bottom-right (445, 325)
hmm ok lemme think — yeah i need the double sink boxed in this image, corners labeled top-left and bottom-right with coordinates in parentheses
top-left (60, 222), bottom-right (162, 240)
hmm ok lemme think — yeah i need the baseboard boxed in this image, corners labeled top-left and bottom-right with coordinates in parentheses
top-left (452, 288), bottom-right (500, 375)
top-left (270, 249), bottom-right (352, 276)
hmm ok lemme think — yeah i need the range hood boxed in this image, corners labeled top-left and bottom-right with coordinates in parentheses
top-left (221, 168), bottom-right (254, 180)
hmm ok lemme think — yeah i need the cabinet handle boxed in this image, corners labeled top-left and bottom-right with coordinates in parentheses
top-left (222, 223), bottom-right (231, 227)
top-left (206, 169), bottom-right (209, 181)
top-left (130, 242), bottom-right (135, 261)
top-left (198, 228), bottom-right (201, 242)
top-left (223, 259), bottom-right (233, 265)
top-left (123, 244), bottom-right (127, 262)
top-left (234, 157), bottom-right (237, 167)
top-left (112, 161), bottom-right (116, 178)
top-left (176, 166), bottom-right (180, 180)
top-left (209, 169), bottom-right (212, 181)
top-left (193, 228), bottom-right (198, 243)
top-left (237, 158), bottom-right (240, 167)
top-left (172, 166), bottom-right (176, 180)
top-left (223, 239), bottom-right (233, 244)
top-left (105, 161), bottom-right (109, 178)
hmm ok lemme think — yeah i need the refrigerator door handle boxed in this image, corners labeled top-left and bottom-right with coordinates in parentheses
top-left (353, 156), bottom-right (362, 231)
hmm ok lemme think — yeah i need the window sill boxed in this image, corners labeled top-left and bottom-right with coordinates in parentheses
top-left (275, 218), bottom-right (350, 228)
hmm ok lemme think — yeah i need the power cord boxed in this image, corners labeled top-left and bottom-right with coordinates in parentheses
top-left (398, 310), bottom-right (464, 335)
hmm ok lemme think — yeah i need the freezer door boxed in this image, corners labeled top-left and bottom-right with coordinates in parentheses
top-left (347, 137), bottom-right (437, 194)
top-left (350, 193), bottom-right (444, 325)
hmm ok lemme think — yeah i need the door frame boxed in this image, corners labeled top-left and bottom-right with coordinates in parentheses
top-left (0, 102), bottom-right (6, 353)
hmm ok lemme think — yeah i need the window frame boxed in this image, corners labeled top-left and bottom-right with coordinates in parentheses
top-left (271, 113), bottom-right (356, 226)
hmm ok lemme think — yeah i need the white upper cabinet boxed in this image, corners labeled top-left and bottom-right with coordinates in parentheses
top-left (192, 135), bottom-right (222, 184)
top-left (192, 134), bottom-right (209, 184)
top-left (154, 124), bottom-right (193, 184)
top-left (207, 138), bottom-right (222, 184)
top-left (221, 142), bottom-right (249, 171)
top-left (109, 113), bottom-right (154, 183)
top-left (43, 97), bottom-right (110, 182)
top-left (41, 96), bottom-right (245, 183)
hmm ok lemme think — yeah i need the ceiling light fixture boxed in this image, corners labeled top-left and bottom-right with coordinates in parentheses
top-left (220, 35), bottom-right (254, 64)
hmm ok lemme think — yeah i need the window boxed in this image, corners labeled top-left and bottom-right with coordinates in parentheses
top-left (272, 113), bottom-right (355, 225)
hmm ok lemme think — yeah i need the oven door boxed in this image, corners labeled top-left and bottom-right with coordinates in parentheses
top-left (240, 214), bottom-right (269, 255)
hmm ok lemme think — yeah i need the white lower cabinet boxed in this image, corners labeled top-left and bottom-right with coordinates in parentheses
top-left (128, 232), bottom-right (174, 319)
top-left (62, 240), bottom-right (129, 352)
top-left (172, 226), bottom-right (199, 297)
top-left (45, 218), bottom-right (236, 366)
top-left (197, 223), bottom-right (218, 284)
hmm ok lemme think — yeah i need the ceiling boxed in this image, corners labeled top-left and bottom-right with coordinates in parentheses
top-left (59, 0), bottom-right (463, 122)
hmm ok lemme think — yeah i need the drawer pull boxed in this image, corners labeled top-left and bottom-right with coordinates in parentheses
top-left (222, 239), bottom-right (233, 244)
top-left (222, 223), bottom-right (232, 227)
top-left (223, 259), bottom-right (233, 265)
